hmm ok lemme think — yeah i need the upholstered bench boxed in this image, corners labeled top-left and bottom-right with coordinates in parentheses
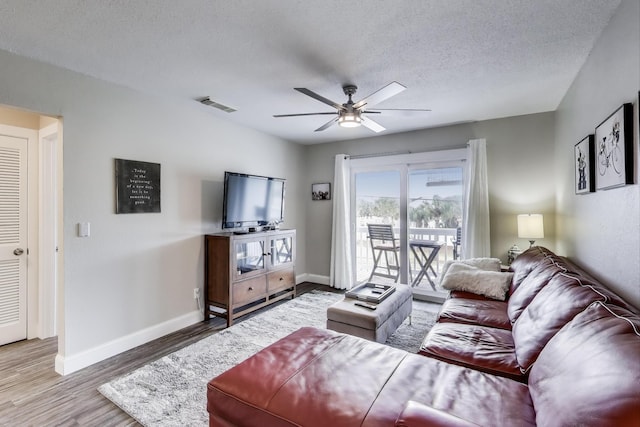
top-left (327, 284), bottom-right (412, 343)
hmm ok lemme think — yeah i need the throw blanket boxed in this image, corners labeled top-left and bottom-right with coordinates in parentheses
top-left (440, 260), bottom-right (513, 300)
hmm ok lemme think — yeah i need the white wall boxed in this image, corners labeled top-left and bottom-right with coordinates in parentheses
top-left (0, 49), bottom-right (307, 373)
top-left (555, 0), bottom-right (639, 308)
top-left (304, 112), bottom-right (557, 279)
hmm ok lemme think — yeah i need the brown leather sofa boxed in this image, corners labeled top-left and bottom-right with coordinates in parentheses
top-left (420, 246), bottom-right (636, 381)
top-left (207, 247), bottom-right (640, 426)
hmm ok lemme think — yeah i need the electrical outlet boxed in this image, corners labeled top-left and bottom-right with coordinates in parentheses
top-left (193, 288), bottom-right (200, 299)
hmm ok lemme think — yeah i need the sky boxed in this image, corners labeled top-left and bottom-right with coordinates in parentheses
top-left (355, 167), bottom-right (462, 204)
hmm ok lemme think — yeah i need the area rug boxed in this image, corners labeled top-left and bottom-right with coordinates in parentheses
top-left (98, 290), bottom-right (437, 426)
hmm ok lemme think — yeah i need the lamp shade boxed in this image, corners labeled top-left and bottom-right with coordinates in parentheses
top-left (338, 111), bottom-right (362, 128)
top-left (517, 214), bottom-right (544, 239)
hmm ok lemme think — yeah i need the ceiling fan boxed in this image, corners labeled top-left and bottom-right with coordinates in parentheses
top-left (273, 81), bottom-right (430, 133)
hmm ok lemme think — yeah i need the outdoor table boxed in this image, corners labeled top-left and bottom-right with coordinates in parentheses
top-left (409, 240), bottom-right (443, 289)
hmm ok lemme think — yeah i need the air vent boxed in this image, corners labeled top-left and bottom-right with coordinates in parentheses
top-left (198, 97), bottom-right (236, 113)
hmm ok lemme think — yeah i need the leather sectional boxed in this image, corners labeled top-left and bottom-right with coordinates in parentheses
top-left (207, 247), bottom-right (640, 426)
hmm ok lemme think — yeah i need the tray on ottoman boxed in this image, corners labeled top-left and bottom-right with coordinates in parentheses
top-left (345, 282), bottom-right (396, 303)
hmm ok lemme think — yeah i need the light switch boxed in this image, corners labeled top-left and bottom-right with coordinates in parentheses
top-left (78, 222), bottom-right (90, 237)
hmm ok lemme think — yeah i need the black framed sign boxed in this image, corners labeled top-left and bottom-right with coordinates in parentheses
top-left (115, 158), bottom-right (161, 213)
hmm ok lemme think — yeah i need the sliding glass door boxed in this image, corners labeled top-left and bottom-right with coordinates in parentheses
top-left (351, 151), bottom-right (465, 299)
top-left (407, 166), bottom-right (463, 296)
top-left (354, 169), bottom-right (402, 284)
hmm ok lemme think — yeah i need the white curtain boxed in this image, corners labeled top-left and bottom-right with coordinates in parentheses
top-left (462, 139), bottom-right (491, 258)
top-left (330, 154), bottom-right (353, 289)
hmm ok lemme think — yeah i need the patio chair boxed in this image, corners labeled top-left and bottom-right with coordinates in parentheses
top-left (451, 226), bottom-right (462, 260)
top-left (367, 224), bottom-right (401, 282)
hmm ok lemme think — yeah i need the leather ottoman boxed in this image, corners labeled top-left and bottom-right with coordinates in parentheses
top-left (326, 284), bottom-right (412, 343)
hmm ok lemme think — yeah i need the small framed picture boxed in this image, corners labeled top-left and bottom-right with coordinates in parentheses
top-left (574, 135), bottom-right (595, 194)
top-left (311, 183), bottom-right (331, 200)
top-left (595, 103), bottom-right (633, 190)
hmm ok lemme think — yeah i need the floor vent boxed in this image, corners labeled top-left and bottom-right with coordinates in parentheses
top-left (198, 97), bottom-right (236, 113)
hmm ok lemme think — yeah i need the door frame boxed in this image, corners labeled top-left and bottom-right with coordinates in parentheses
top-left (349, 149), bottom-right (467, 299)
top-left (38, 122), bottom-right (60, 338)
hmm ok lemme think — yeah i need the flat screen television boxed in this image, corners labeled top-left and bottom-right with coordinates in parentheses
top-left (222, 171), bottom-right (286, 230)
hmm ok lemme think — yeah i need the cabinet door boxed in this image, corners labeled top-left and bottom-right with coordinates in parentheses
top-left (233, 238), bottom-right (266, 280)
top-left (269, 233), bottom-right (294, 269)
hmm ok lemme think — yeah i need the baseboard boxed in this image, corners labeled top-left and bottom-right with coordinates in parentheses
top-left (55, 309), bottom-right (203, 375)
top-left (297, 273), bottom-right (330, 286)
top-left (56, 273), bottom-right (331, 375)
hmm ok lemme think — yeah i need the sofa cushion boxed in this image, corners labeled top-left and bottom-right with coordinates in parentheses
top-left (437, 297), bottom-right (511, 330)
top-left (366, 336), bottom-right (536, 427)
top-left (511, 272), bottom-right (612, 373)
top-left (370, 362), bottom-right (535, 427)
top-left (447, 290), bottom-right (494, 300)
top-left (567, 270), bottom-right (639, 313)
top-left (418, 322), bottom-right (523, 381)
top-left (529, 302), bottom-right (640, 427)
top-left (508, 246), bottom-right (552, 290)
top-left (507, 257), bottom-right (566, 323)
top-left (395, 401), bottom-right (481, 427)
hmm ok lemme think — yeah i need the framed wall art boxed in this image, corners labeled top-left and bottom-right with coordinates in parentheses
top-left (311, 183), bottom-right (331, 200)
top-left (595, 103), bottom-right (633, 190)
top-left (574, 135), bottom-right (595, 194)
top-left (115, 158), bottom-right (161, 213)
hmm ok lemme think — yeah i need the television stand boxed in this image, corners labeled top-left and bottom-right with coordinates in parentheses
top-left (204, 229), bottom-right (296, 327)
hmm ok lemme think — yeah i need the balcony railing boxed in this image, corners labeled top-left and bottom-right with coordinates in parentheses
top-left (355, 226), bottom-right (457, 290)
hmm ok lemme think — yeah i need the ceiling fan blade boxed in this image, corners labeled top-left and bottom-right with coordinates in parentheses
top-left (273, 112), bottom-right (337, 118)
top-left (315, 117), bottom-right (339, 132)
top-left (366, 108), bottom-right (431, 117)
top-left (295, 88), bottom-right (345, 111)
top-left (353, 81), bottom-right (406, 110)
top-left (361, 116), bottom-right (386, 133)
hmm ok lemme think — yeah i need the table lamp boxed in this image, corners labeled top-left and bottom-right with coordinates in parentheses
top-left (517, 214), bottom-right (544, 248)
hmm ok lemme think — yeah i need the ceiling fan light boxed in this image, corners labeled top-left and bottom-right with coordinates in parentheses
top-left (338, 112), bottom-right (362, 128)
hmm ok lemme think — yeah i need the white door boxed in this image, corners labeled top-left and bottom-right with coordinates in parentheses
top-left (0, 133), bottom-right (28, 345)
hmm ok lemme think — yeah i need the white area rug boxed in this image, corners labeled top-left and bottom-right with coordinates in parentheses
top-left (98, 290), bottom-right (437, 426)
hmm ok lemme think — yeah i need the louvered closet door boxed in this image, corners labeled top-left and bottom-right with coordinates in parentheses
top-left (0, 134), bottom-right (27, 346)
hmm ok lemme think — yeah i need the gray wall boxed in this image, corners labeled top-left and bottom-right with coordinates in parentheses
top-left (0, 0), bottom-right (636, 372)
top-left (304, 0), bottom-right (640, 308)
top-left (554, 0), bottom-right (639, 308)
top-left (0, 49), bottom-right (307, 369)
top-left (304, 112), bottom-right (557, 279)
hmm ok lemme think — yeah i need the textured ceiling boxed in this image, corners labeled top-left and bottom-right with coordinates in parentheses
top-left (0, 0), bottom-right (622, 144)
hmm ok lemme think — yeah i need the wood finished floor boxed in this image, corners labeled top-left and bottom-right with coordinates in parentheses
top-left (0, 283), bottom-right (341, 426)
